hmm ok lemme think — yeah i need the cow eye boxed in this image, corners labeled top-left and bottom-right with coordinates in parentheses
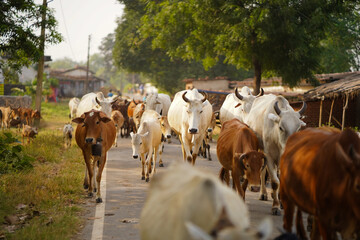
top-left (246, 164), bottom-right (250, 168)
top-left (161, 124), bottom-right (165, 126)
top-left (279, 126), bottom-right (284, 131)
top-left (200, 110), bottom-right (203, 113)
top-left (96, 121), bottom-right (100, 125)
top-left (82, 124), bottom-right (86, 127)
top-left (140, 142), bottom-right (142, 145)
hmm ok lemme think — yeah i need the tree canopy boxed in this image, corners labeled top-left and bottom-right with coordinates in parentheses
top-left (140, 0), bottom-right (359, 93)
top-left (0, 0), bottom-right (62, 70)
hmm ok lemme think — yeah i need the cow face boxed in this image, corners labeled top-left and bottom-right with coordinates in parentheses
top-left (268, 101), bottom-right (306, 149)
top-left (95, 97), bottom-right (116, 117)
top-left (160, 116), bottom-right (172, 139)
top-left (130, 131), bottom-right (149, 159)
top-left (236, 151), bottom-right (266, 192)
top-left (63, 123), bottom-right (73, 135)
top-left (31, 109), bottom-right (41, 120)
top-left (182, 92), bottom-right (206, 134)
top-left (72, 110), bottom-right (111, 144)
top-left (234, 87), bottom-right (264, 116)
top-left (10, 107), bottom-right (21, 122)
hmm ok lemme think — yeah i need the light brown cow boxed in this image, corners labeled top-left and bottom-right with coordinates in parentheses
top-left (111, 110), bottom-right (124, 147)
top-left (127, 99), bottom-right (139, 118)
top-left (280, 127), bottom-right (360, 240)
top-left (72, 110), bottom-right (116, 203)
top-left (217, 119), bottom-right (266, 199)
top-left (22, 125), bottom-right (38, 144)
top-left (0, 106), bottom-right (12, 129)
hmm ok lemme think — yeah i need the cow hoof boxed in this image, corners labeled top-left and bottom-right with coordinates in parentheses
top-left (149, 169), bottom-right (152, 174)
top-left (259, 194), bottom-right (268, 201)
top-left (151, 161), bottom-right (153, 166)
top-left (208, 158), bottom-right (212, 161)
top-left (159, 163), bottom-right (164, 167)
top-left (96, 198), bottom-right (103, 203)
top-left (88, 192), bottom-right (93, 197)
top-left (83, 184), bottom-right (89, 189)
top-left (145, 178), bottom-right (150, 182)
top-left (93, 188), bottom-right (97, 192)
top-left (141, 176), bottom-right (145, 180)
top-left (271, 208), bottom-right (281, 216)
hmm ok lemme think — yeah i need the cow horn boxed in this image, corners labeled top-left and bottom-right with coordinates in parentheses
top-left (182, 92), bottom-right (190, 103)
top-left (274, 101), bottom-right (281, 116)
top-left (298, 101), bottom-right (307, 115)
top-left (200, 91), bottom-right (207, 103)
top-left (256, 88), bottom-right (264, 97)
top-left (95, 97), bottom-right (100, 105)
top-left (234, 88), bottom-right (243, 100)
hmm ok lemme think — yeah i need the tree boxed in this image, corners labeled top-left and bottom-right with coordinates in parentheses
top-left (49, 57), bottom-right (78, 69)
top-left (140, 0), bottom-right (358, 93)
top-left (114, 1), bottom-right (253, 93)
top-left (0, 0), bottom-right (62, 70)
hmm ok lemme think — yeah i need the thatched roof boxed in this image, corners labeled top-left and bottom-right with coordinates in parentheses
top-left (304, 71), bottom-right (360, 101)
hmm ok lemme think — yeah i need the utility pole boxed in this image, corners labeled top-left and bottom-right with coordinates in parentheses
top-left (35, 0), bottom-right (47, 114)
top-left (84, 35), bottom-right (91, 94)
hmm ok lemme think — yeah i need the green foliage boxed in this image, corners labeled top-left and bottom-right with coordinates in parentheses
top-left (49, 57), bottom-right (77, 69)
top-left (0, 0), bottom-right (62, 71)
top-left (140, 0), bottom-right (359, 91)
top-left (0, 133), bottom-right (34, 174)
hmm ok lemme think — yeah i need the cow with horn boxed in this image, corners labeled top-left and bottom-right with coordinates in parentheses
top-left (167, 88), bottom-right (213, 165)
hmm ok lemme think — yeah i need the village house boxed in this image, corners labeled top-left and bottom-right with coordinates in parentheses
top-left (49, 66), bottom-right (106, 97)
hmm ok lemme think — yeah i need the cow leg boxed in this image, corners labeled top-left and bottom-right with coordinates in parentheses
top-left (295, 209), bottom-right (307, 240)
top-left (232, 170), bottom-right (245, 199)
top-left (206, 142), bottom-right (211, 161)
top-left (95, 155), bottom-right (105, 203)
top-left (84, 157), bottom-right (94, 196)
top-left (156, 145), bottom-right (164, 168)
top-left (281, 188), bottom-right (295, 234)
top-left (191, 137), bottom-right (203, 165)
top-left (145, 148), bottom-right (153, 182)
top-left (92, 157), bottom-right (97, 192)
top-left (141, 153), bottom-right (146, 180)
top-left (269, 162), bottom-right (281, 215)
top-left (259, 166), bottom-right (268, 201)
top-left (181, 134), bottom-right (192, 163)
top-left (83, 167), bottom-right (89, 189)
top-left (219, 168), bottom-right (230, 186)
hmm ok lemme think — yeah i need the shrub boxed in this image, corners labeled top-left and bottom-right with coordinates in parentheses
top-left (0, 132), bottom-right (34, 174)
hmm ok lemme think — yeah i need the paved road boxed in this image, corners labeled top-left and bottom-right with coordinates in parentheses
top-left (78, 137), bottom-right (307, 240)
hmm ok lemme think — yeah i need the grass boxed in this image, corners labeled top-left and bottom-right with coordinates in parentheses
top-left (0, 100), bottom-right (85, 239)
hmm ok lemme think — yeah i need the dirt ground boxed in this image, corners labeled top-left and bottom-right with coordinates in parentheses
top-left (76, 136), bottom-right (308, 240)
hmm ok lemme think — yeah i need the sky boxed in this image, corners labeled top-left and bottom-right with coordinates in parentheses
top-left (36, 0), bottom-right (124, 63)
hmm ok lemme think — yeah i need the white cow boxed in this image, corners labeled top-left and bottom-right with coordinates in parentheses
top-left (220, 86), bottom-right (264, 124)
top-left (76, 92), bottom-right (116, 118)
top-left (167, 88), bottom-right (213, 165)
top-left (68, 97), bottom-right (80, 119)
top-left (130, 110), bottom-right (163, 182)
top-left (63, 123), bottom-right (73, 148)
top-left (245, 94), bottom-right (306, 215)
top-left (140, 162), bottom-right (272, 240)
top-left (145, 93), bottom-right (171, 116)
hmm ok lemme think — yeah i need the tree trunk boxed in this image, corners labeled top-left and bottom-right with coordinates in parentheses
top-left (252, 56), bottom-right (262, 95)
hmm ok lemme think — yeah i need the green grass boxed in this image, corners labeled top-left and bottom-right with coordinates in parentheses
top-left (0, 100), bottom-right (85, 239)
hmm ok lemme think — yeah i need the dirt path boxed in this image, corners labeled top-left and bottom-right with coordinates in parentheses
top-left (77, 137), bottom-right (307, 240)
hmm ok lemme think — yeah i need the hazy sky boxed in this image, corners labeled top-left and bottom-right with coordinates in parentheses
top-left (36, 0), bottom-right (124, 62)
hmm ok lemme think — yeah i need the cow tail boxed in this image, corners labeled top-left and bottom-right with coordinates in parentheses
top-left (219, 168), bottom-right (226, 182)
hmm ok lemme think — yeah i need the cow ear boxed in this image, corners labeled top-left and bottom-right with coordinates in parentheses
top-left (72, 117), bottom-right (84, 124)
top-left (185, 222), bottom-right (213, 240)
top-left (300, 120), bottom-right (306, 127)
top-left (268, 113), bottom-right (280, 123)
top-left (335, 142), bottom-right (353, 173)
top-left (235, 153), bottom-right (246, 169)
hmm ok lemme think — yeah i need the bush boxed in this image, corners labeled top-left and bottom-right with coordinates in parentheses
top-left (0, 132), bottom-right (34, 174)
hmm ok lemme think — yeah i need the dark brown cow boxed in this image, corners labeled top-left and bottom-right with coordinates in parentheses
top-left (9, 107), bottom-right (22, 128)
top-left (280, 127), bottom-right (360, 240)
top-left (217, 118), bottom-right (266, 199)
top-left (72, 110), bottom-right (116, 203)
top-left (112, 99), bottom-right (130, 138)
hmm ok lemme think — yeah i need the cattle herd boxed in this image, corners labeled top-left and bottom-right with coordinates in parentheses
top-left (2, 87), bottom-right (356, 239)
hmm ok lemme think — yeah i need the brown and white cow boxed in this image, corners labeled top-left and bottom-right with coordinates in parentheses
top-left (111, 110), bottom-right (124, 147)
top-left (280, 127), bottom-right (360, 239)
top-left (9, 107), bottom-right (22, 128)
top-left (133, 103), bottom-right (145, 131)
top-left (217, 119), bottom-right (266, 200)
top-left (22, 125), bottom-right (38, 144)
top-left (63, 123), bottom-right (74, 148)
top-left (0, 106), bottom-right (12, 129)
top-left (72, 110), bottom-right (116, 203)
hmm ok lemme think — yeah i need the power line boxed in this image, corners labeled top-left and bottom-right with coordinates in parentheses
top-left (59, 0), bottom-right (76, 61)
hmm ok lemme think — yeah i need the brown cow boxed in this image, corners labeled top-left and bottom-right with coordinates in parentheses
top-left (20, 108), bottom-right (33, 126)
top-left (217, 119), bottom-right (266, 199)
top-left (280, 127), bottom-right (360, 240)
top-left (111, 110), bottom-right (124, 147)
top-left (112, 99), bottom-right (130, 138)
top-left (72, 110), bottom-right (116, 203)
top-left (9, 107), bottom-right (22, 128)
top-left (127, 99), bottom-right (140, 118)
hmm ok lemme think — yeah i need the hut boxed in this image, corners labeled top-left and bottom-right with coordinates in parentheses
top-left (303, 71), bottom-right (360, 129)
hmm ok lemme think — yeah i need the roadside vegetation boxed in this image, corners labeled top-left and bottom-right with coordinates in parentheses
top-left (0, 101), bottom-right (85, 239)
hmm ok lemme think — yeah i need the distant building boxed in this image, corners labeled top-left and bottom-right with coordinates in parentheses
top-left (49, 66), bottom-right (106, 97)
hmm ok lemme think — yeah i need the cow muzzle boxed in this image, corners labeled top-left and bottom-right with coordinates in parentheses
top-left (207, 128), bottom-right (213, 133)
top-left (85, 138), bottom-right (94, 143)
top-left (188, 128), bottom-right (198, 134)
top-left (133, 155), bottom-right (139, 159)
top-left (166, 134), bottom-right (171, 139)
top-left (250, 185), bottom-right (260, 192)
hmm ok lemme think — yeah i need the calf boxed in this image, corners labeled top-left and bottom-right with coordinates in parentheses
top-left (217, 119), bottom-right (266, 199)
top-left (72, 110), bottom-right (116, 203)
top-left (22, 125), bottom-right (38, 144)
top-left (280, 127), bottom-right (360, 240)
top-left (140, 162), bottom-right (272, 240)
top-left (0, 106), bottom-right (12, 129)
top-left (130, 110), bottom-right (162, 182)
top-left (63, 123), bottom-right (74, 148)
top-left (111, 110), bottom-right (124, 147)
